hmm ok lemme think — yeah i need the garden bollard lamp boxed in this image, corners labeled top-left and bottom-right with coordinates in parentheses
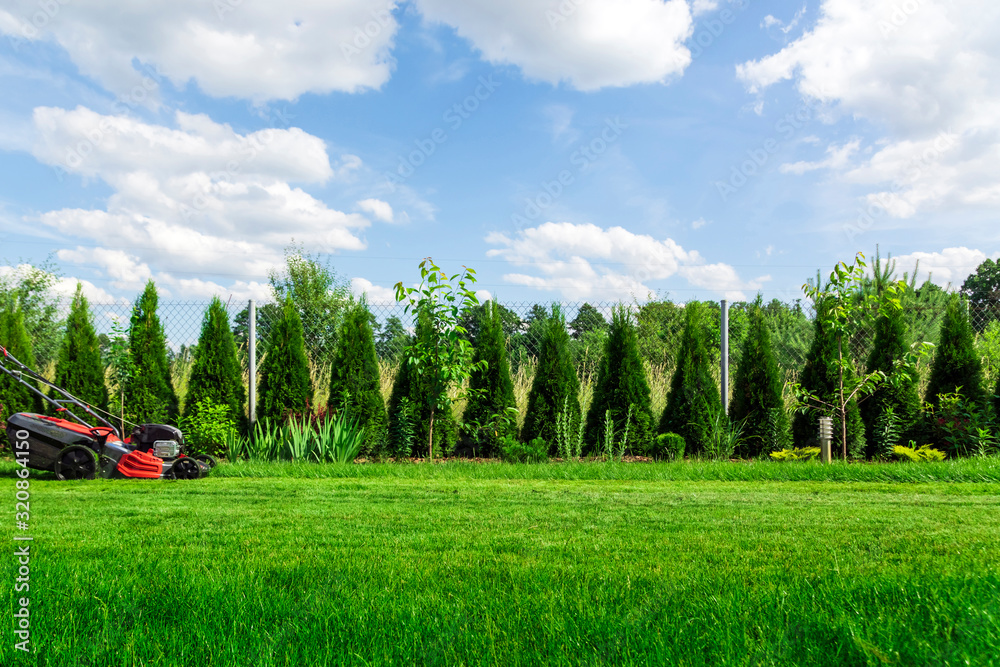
top-left (818, 417), bottom-right (833, 464)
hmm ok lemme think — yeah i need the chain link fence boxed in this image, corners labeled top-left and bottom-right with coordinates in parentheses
top-left (75, 296), bottom-right (1000, 425)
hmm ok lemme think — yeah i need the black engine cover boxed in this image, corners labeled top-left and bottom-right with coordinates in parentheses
top-left (130, 423), bottom-right (184, 453)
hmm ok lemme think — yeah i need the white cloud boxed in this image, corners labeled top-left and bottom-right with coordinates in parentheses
top-left (890, 247), bottom-right (1000, 288)
top-left (24, 106), bottom-right (375, 295)
top-left (351, 277), bottom-right (397, 302)
top-left (486, 222), bottom-right (764, 300)
top-left (691, 217), bottom-right (708, 229)
top-left (737, 0), bottom-right (1000, 219)
top-left (761, 6), bottom-right (805, 35)
top-left (691, 0), bottom-right (719, 17)
top-left (50, 277), bottom-right (123, 304)
top-left (356, 198), bottom-right (394, 223)
top-left (780, 138), bottom-right (860, 174)
top-left (414, 0), bottom-right (693, 90)
top-left (0, 1), bottom-right (399, 101)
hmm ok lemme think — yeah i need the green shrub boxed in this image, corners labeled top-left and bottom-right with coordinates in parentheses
top-left (647, 433), bottom-right (685, 461)
top-left (52, 283), bottom-right (108, 419)
top-left (499, 435), bottom-right (548, 463)
top-left (925, 294), bottom-right (984, 407)
top-left (659, 302), bottom-right (720, 455)
top-left (257, 300), bottom-right (313, 424)
top-left (126, 280), bottom-right (178, 424)
top-left (522, 306), bottom-right (581, 449)
top-left (892, 442), bottom-right (946, 462)
top-left (0, 305), bottom-right (43, 420)
top-left (180, 397), bottom-right (238, 458)
top-left (554, 396), bottom-right (585, 460)
top-left (462, 301), bottom-right (517, 455)
top-left (861, 307), bottom-right (921, 458)
top-left (729, 304), bottom-right (790, 456)
top-left (185, 297), bottom-right (244, 428)
top-left (328, 303), bottom-right (387, 456)
top-left (585, 307), bottom-right (655, 453)
top-left (770, 447), bottom-right (821, 462)
top-left (918, 390), bottom-right (991, 457)
top-left (704, 409), bottom-right (745, 461)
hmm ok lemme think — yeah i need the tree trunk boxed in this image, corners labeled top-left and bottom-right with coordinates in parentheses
top-left (838, 337), bottom-right (847, 460)
top-left (428, 405), bottom-right (435, 462)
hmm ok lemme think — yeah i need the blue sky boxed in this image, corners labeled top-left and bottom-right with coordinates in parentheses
top-left (1, 0), bottom-right (998, 306)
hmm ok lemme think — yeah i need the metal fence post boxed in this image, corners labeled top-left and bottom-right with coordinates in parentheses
top-left (720, 299), bottom-right (729, 415)
top-left (248, 299), bottom-right (256, 427)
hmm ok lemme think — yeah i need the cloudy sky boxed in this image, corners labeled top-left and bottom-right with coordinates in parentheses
top-left (1, 0), bottom-right (998, 305)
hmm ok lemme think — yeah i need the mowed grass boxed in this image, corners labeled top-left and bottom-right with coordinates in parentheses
top-left (2, 460), bottom-right (1000, 666)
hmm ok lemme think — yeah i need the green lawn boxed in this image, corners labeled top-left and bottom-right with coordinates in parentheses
top-left (3, 459), bottom-right (1000, 666)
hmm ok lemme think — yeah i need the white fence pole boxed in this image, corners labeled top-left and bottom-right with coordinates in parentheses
top-left (248, 299), bottom-right (256, 427)
top-left (720, 299), bottom-right (729, 415)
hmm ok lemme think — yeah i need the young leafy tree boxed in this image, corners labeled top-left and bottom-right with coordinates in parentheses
top-left (257, 300), bottom-right (313, 424)
top-left (659, 302), bottom-right (720, 455)
top-left (185, 297), bottom-right (244, 424)
top-left (52, 283), bottom-right (108, 418)
top-left (394, 259), bottom-right (483, 459)
top-left (0, 306), bottom-right (43, 419)
top-left (924, 294), bottom-right (984, 407)
top-left (961, 258), bottom-right (1000, 332)
top-left (462, 300), bottom-right (517, 453)
top-left (328, 302), bottom-right (387, 454)
top-left (584, 306), bottom-right (655, 452)
top-left (729, 303), bottom-right (789, 457)
top-left (569, 303), bottom-right (607, 339)
top-left (126, 280), bottom-right (178, 424)
top-left (375, 315), bottom-right (408, 361)
top-left (0, 260), bottom-right (63, 368)
top-left (521, 305), bottom-right (581, 448)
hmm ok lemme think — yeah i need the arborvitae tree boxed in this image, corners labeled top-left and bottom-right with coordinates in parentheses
top-left (585, 306), bottom-right (655, 452)
top-left (860, 307), bottom-right (921, 458)
top-left (328, 302), bottom-right (387, 454)
top-left (385, 307), bottom-right (458, 457)
top-left (0, 306), bottom-right (43, 419)
top-left (659, 302), bottom-right (721, 455)
top-left (729, 305), bottom-right (789, 457)
top-left (126, 280), bottom-right (178, 424)
top-left (53, 284), bottom-right (109, 420)
top-left (462, 301), bottom-right (517, 453)
top-left (185, 297), bottom-right (244, 425)
top-left (790, 307), bottom-right (866, 456)
top-left (521, 305), bottom-right (581, 448)
top-left (257, 300), bottom-right (313, 424)
top-left (925, 294), bottom-right (984, 407)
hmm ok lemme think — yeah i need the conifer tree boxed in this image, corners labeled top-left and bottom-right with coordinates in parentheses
top-left (126, 280), bottom-right (178, 424)
top-left (521, 305), bottom-right (581, 448)
top-left (790, 309), bottom-right (866, 455)
top-left (462, 301), bottom-right (517, 453)
top-left (585, 306), bottom-right (655, 452)
top-left (729, 305), bottom-right (789, 457)
top-left (328, 302), bottom-right (387, 454)
top-left (185, 297), bottom-right (244, 424)
top-left (659, 302), bottom-right (721, 455)
top-left (925, 294), bottom-right (984, 407)
top-left (53, 284), bottom-right (108, 419)
top-left (860, 307), bottom-right (921, 457)
top-left (0, 306), bottom-right (43, 419)
top-left (257, 300), bottom-right (313, 424)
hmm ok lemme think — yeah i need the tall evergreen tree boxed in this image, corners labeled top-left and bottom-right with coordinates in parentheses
top-left (126, 280), bottom-right (178, 424)
top-left (729, 304), bottom-right (789, 457)
top-left (521, 306), bottom-right (581, 448)
top-left (185, 297), bottom-right (244, 424)
top-left (53, 284), bottom-right (108, 419)
top-left (925, 294), bottom-right (985, 407)
top-left (790, 304), bottom-right (866, 455)
top-left (257, 300), bottom-right (313, 424)
top-left (328, 302), bottom-right (387, 454)
top-left (0, 306), bottom-right (43, 419)
top-left (462, 300), bottom-right (517, 453)
top-left (659, 302), bottom-right (721, 455)
top-left (585, 306), bottom-right (655, 452)
top-left (860, 307), bottom-right (921, 458)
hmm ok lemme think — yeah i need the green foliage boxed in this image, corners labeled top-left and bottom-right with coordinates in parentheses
top-left (961, 257), bottom-right (1000, 332)
top-left (647, 432), bottom-right (686, 461)
top-left (918, 391), bottom-right (991, 458)
top-left (180, 397), bottom-right (239, 458)
top-left (569, 303), bottom-right (606, 339)
top-left (462, 301), bottom-right (517, 454)
top-left (554, 396), bottom-right (585, 460)
top-left (635, 300), bottom-right (686, 375)
top-left (0, 305), bottom-right (43, 419)
top-left (659, 302), bottom-right (720, 455)
top-left (498, 435), bottom-right (548, 463)
top-left (126, 280), bottom-right (178, 424)
top-left (870, 406), bottom-right (904, 460)
top-left (257, 300), bottom-right (313, 424)
top-left (375, 316), bottom-right (408, 361)
top-left (892, 442), bottom-right (946, 462)
top-left (703, 410), bottom-right (744, 461)
top-left (185, 297), bottom-right (244, 428)
top-left (328, 303), bottom-right (387, 455)
top-left (522, 306), bottom-right (581, 448)
top-left (769, 447), bottom-right (821, 461)
top-left (0, 260), bottom-right (63, 368)
top-left (585, 307), bottom-right (654, 453)
top-left (227, 412), bottom-right (365, 463)
top-left (52, 284), bottom-right (109, 419)
top-left (925, 294), bottom-right (984, 407)
top-left (729, 304), bottom-right (790, 457)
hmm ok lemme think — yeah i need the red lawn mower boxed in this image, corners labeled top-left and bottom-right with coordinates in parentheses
top-left (1, 345), bottom-right (211, 480)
